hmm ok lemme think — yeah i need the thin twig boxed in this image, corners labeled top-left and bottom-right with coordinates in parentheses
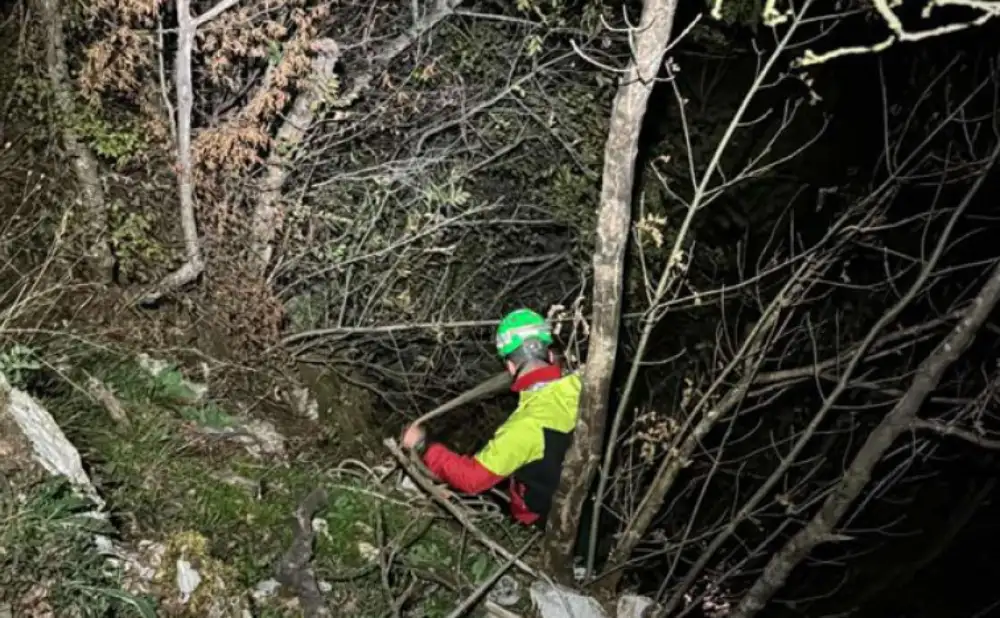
top-left (911, 418), bottom-right (1000, 450)
top-left (444, 532), bottom-right (540, 618)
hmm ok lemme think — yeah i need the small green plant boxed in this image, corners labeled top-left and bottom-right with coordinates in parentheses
top-left (0, 478), bottom-right (155, 615)
top-left (70, 106), bottom-right (148, 169)
top-left (109, 199), bottom-right (167, 283)
top-left (180, 402), bottom-right (236, 429)
top-left (10, 74), bottom-right (53, 125)
top-left (150, 364), bottom-right (199, 400)
top-left (421, 172), bottom-right (471, 208)
top-left (0, 344), bottom-right (41, 388)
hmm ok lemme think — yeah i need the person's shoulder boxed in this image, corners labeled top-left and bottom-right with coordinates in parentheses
top-left (544, 371), bottom-right (582, 395)
top-left (558, 370), bottom-right (582, 385)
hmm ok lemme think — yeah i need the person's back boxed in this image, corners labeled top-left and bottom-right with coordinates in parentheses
top-left (474, 367), bottom-right (580, 525)
top-left (401, 308), bottom-right (578, 526)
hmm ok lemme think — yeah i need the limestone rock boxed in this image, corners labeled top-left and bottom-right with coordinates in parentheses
top-left (0, 373), bottom-right (103, 509)
top-left (487, 575), bottom-right (521, 606)
top-left (529, 580), bottom-right (656, 618)
top-left (617, 594), bottom-right (655, 618)
top-left (289, 384), bottom-right (320, 421)
top-left (529, 581), bottom-right (607, 618)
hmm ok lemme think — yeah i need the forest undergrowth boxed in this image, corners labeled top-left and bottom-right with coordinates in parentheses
top-left (0, 97), bottom-right (532, 615)
top-left (8, 1), bottom-right (1000, 617)
top-left (1, 347), bottom-right (536, 617)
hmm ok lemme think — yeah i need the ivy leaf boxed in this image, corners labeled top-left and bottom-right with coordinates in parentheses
top-left (526, 35), bottom-right (543, 57)
top-left (470, 554), bottom-right (490, 582)
top-left (267, 41), bottom-right (283, 64)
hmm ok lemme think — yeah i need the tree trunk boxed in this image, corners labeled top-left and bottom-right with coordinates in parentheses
top-left (730, 257), bottom-right (1000, 618)
top-left (540, 0), bottom-right (680, 582)
top-left (593, 9), bottom-right (818, 588)
top-left (39, 0), bottom-right (112, 282)
top-left (142, 0), bottom-right (202, 303)
top-left (251, 39), bottom-right (339, 272)
top-left (142, 0), bottom-right (242, 303)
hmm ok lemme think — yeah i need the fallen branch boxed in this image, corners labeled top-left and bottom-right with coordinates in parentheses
top-left (280, 312), bottom-right (636, 348)
top-left (275, 488), bottom-right (330, 617)
top-left (383, 438), bottom-right (539, 578)
top-left (281, 318), bottom-right (505, 346)
top-left (483, 602), bottom-right (524, 618)
top-left (412, 372), bottom-right (513, 426)
top-left (84, 376), bottom-right (130, 427)
top-left (386, 577), bottom-right (424, 618)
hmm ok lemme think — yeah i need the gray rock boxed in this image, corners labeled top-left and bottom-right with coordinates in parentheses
top-left (0, 372), bottom-right (103, 509)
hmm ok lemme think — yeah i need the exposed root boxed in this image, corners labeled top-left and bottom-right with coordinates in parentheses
top-left (274, 488), bottom-right (330, 617)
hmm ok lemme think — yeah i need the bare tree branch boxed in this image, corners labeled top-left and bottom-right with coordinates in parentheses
top-left (331, 0), bottom-right (467, 110)
top-left (911, 418), bottom-right (1000, 450)
top-left (383, 437), bottom-right (540, 578)
top-left (729, 157), bottom-right (1000, 618)
top-left (192, 0), bottom-right (243, 28)
top-left (792, 0), bottom-right (1000, 67)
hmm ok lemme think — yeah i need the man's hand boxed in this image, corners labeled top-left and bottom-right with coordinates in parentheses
top-left (401, 423), bottom-right (426, 450)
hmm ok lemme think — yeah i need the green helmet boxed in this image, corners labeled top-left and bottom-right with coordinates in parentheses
top-left (496, 308), bottom-right (553, 358)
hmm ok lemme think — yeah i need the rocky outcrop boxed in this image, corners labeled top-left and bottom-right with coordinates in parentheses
top-left (0, 372), bottom-right (103, 509)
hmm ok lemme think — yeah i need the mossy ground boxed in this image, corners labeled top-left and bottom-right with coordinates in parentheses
top-left (3, 354), bottom-right (538, 617)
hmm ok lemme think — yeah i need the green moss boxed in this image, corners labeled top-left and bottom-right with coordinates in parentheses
top-left (178, 402), bottom-right (237, 428)
top-left (68, 105), bottom-right (149, 169)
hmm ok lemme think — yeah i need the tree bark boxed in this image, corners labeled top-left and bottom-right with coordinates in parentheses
top-left (729, 257), bottom-right (1000, 618)
top-left (251, 39), bottom-right (339, 272)
top-left (540, 0), bottom-right (680, 582)
top-left (39, 0), bottom-right (113, 282)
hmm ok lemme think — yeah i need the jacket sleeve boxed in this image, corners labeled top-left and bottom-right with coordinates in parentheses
top-left (421, 417), bottom-right (541, 494)
top-left (422, 443), bottom-right (505, 494)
